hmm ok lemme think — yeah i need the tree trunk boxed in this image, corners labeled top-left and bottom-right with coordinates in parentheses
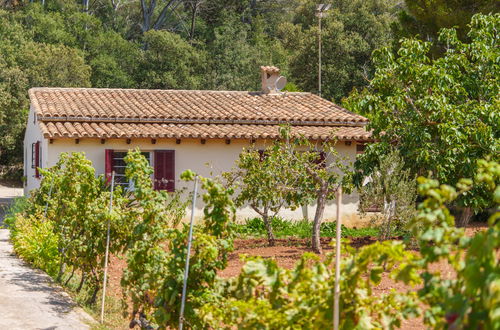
top-left (456, 206), bottom-right (473, 227)
top-left (312, 190), bottom-right (327, 254)
top-left (77, 272), bottom-right (86, 293)
top-left (262, 213), bottom-right (275, 247)
top-left (189, 2), bottom-right (198, 41)
top-left (88, 284), bottom-right (100, 305)
top-left (64, 267), bottom-right (75, 286)
top-left (57, 257), bottom-right (66, 282)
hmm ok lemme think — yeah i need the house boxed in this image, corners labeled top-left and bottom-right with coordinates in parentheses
top-left (24, 66), bottom-right (371, 225)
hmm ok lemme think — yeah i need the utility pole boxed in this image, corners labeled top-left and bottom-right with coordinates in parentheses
top-left (316, 4), bottom-right (331, 98)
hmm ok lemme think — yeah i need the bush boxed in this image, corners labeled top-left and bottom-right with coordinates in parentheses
top-left (6, 197), bottom-right (60, 277)
top-left (10, 212), bottom-right (60, 277)
top-left (235, 217), bottom-right (379, 239)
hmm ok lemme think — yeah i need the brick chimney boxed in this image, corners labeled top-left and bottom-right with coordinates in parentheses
top-left (260, 66), bottom-right (281, 94)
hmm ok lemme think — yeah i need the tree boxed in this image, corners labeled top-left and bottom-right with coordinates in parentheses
top-left (396, 0), bottom-right (499, 44)
top-left (224, 143), bottom-right (300, 246)
top-left (345, 13), bottom-right (499, 226)
top-left (138, 30), bottom-right (206, 89)
top-left (283, 0), bottom-right (398, 101)
top-left (359, 149), bottom-right (416, 240)
top-left (280, 128), bottom-right (350, 254)
top-left (139, 0), bottom-right (181, 32)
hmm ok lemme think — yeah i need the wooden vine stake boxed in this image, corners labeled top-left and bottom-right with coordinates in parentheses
top-left (333, 186), bottom-right (342, 330)
top-left (100, 171), bottom-right (115, 324)
top-left (179, 175), bottom-right (199, 330)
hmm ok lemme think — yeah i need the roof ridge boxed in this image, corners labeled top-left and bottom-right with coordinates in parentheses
top-left (29, 87), bottom-right (313, 95)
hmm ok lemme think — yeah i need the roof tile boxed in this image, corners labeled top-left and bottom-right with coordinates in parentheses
top-left (29, 88), bottom-right (367, 124)
top-left (39, 122), bottom-right (372, 141)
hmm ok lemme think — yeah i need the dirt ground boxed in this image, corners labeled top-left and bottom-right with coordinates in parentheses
top-left (106, 223), bottom-right (488, 329)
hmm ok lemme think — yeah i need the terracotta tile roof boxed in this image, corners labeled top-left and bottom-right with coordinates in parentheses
top-left (30, 87), bottom-right (371, 141)
top-left (29, 88), bottom-right (367, 124)
top-left (39, 122), bottom-right (372, 141)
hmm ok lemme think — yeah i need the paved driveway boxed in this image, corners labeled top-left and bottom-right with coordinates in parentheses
top-left (0, 184), bottom-right (94, 329)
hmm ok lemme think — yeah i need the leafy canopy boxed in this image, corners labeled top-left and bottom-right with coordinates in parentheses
top-left (345, 13), bottom-right (499, 210)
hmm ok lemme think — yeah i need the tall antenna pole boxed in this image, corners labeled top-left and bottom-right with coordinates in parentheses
top-left (319, 13), bottom-right (322, 98)
top-left (316, 4), bottom-right (330, 98)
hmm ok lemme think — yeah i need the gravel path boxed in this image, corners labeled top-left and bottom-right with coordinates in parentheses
top-left (0, 184), bottom-right (94, 329)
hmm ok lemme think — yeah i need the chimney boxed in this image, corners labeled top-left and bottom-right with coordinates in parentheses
top-left (260, 66), bottom-right (281, 94)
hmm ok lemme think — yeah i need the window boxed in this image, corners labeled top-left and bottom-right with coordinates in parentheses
top-left (356, 143), bottom-right (366, 154)
top-left (108, 151), bottom-right (151, 188)
top-left (105, 149), bottom-right (175, 191)
top-left (32, 141), bottom-right (41, 178)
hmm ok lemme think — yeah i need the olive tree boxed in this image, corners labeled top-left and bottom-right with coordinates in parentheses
top-left (359, 150), bottom-right (416, 240)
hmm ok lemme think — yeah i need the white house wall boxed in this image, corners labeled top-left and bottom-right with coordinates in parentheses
top-left (23, 106), bottom-right (49, 195)
top-left (28, 136), bottom-right (368, 226)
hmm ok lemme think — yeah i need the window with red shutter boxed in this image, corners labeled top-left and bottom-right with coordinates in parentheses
top-left (105, 149), bottom-right (114, 185)
top-left (35, 141), bottom-right (40, 178)
top-left (154, 150), bottom-right (175, 191)
top-left (106, 150), bottom-right (151, 188)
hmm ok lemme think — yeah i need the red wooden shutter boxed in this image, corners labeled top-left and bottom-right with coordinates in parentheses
top-left (154, 150), bottom-right (175, 191)
top-left (35, 141), bottom-right (40, 178)
top-left (105, 149), bottom-right (114, 184)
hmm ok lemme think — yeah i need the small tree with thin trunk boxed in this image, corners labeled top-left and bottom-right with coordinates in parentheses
top-left (281, 128), bottom-right (351, 254)
top-left (224, 142), bottom-right (300, 246)
top-left (359, 149), bottom-right (417, 240)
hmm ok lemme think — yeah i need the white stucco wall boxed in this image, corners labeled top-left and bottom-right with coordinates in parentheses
top-left (25, 130), bottom-right (369, 226)
top-left (24, 106), bottom-right (49, 195)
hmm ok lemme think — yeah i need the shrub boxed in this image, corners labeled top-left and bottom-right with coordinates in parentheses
top-left (411, 158), bottom-right (500, 328)
top-left (10, 212), bottom-right (60, 276)
top-left (235, 217), bottom-right (379, 239)
top-left (359, 150), bottom-right (417, 240)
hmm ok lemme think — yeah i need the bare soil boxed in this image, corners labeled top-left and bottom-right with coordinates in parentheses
top-left (106, 223), bottom-right (488, 329)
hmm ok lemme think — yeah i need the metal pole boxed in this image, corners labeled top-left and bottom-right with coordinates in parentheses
top-left (318, 13), bottom-right (322, 98)
top-left (179, 176), bottom-right (199, 330)
top-left (100, 171), bottom-right (115, 324)
top-left (333, 186), bottom-right (342, 330)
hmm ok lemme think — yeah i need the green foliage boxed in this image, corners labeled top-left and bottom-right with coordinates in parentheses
top-left (224, 141), bottom-right (302, 246)
top-left (201, 240), bottom-right (419, 329)
top-left (411, 158), bottom-right (500, 329)
top-left (121, 150), bottom-right (236, 328)
top-left (153, 173), bottom-right (235, 328)
top-left (138, 30), bottom-right (206, 89)
top-left (10, 212), bottom-right (60, 277)
top-left (2, 196), bottom-right (59, 276)
top-left (234, 217), bottom-right (379, 239)
top-left (36, 152), bottom-right (131, 303)
top-left (120, 149), bottom-right (187, 317)
top-left (346, 13), bottom-right (499, 213)
top-left (359, 150), bottom-right (417, 240)
top-left (396, 0), bottom-right (499, 47)
top-left (285, 0), bottom-right (398, 101)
